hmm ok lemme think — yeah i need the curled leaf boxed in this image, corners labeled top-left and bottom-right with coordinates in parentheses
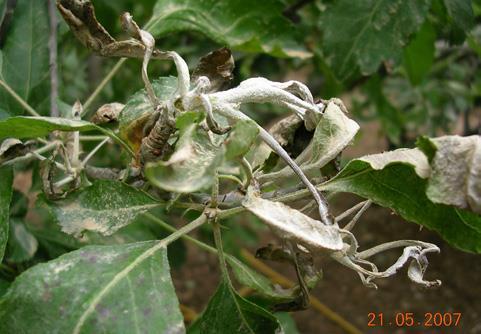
top-left (0, 138), bottom-right (34, 163)
top-left (192, 47), bottom-right (235, 93)
top-left (332, 240), bottom-right (441, 288)
top-left (243, 193), bottom-right (344, 252)
top-left (145, 123), bottom-right (224, 193)
top-left (261, 102), bottom-right (359, 181)
top-left (418, 135), bottom-right (481, 214)
top-left (90, 103), bottom-right (124, 124)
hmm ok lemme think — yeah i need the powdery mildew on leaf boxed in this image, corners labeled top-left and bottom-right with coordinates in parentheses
top-left (0, 241), bottom-right (185, 334)
top-left (46, 180), bottom-right (161, 236)
top-left (358, 147), bottom-right (430, 178)
top-left (322, 0), bottom-right (431, 80)
top-left (261, 102), bottom-right (359, 181)
top-left (145, 123), bottom-right (225, 193)
top-left (147, 0), bottom-right (310, 59)
top-left (423, 135), bottom-right (481, 214)
top-left (243, 195), bottom-right (344, 252)
top-left (323, 147), bottom-right (481, 253)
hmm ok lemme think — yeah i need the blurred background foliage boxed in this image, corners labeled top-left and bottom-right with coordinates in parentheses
top-left (2, 0), bottom-right (479, 144)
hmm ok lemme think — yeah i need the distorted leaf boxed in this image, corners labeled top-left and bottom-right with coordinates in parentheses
top-left (43, 180), bottom-right (161, 236)
top-left (119, 77), bottom-right (177, 152)
top-left (145, 123), bottom-right (224, 193)
top-left (322, 0), bottom-right (430, 80)
top-left (56, 0), bottom-right (115, 54)
top-left (0, 138), bottom-right (34, 163)
top-left (0, 241), bottom-right (185, 333)
top-left (189, 279), bottom-right (280, 334)
top-left (418, 135), bottom-right (481, 214)
top-left (6, 218), bottom-right (38, 263)
top-left (0, 0), bottom-right (49, 116)
top-left (261, 102), bottom-right (359, 181)
top-left (243, 194), bottom-right (344, 252)
top-left (0, 166), bottom-right (13, 261)
top-left (147, 0), bottom-right (311, 59)
top-left (90, 102), bottom-right (124, 124)
top-left (321, 147), bottom-right (481, 253)
top-left (192, 47), bottom-right (235, 92)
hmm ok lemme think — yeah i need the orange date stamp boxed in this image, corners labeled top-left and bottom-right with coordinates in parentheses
top-left (367, 312), bottom-right (462, 328)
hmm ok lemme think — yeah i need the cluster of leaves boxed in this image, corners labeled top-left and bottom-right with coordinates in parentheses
top-left (0, 0), bottom-right (480, 333)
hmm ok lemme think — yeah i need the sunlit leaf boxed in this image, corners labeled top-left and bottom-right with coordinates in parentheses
top-left (43, 180), bottom-right (162, 236)
top-left (147, 0), bottom-right (310, 59)
top-left (0, 241), bottom-right (185, 333)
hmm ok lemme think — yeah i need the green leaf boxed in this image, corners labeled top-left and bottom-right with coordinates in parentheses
top-left (419, 135), bottom-right (481, 214)
top-left (403, 22), bottom-right (436, 85)
top-left (225, 254), bottom-right (293, 303)
top-left (0, 116), bottom-right (133, 156)
top-left (275, 312), bottom-right (300, 334)
top-left (322, 148), bottom-right (481, 253)
top-left (322, 0), bottom-right (431, 80)
top-left (0, 166), bottom-right (13, 261)
top-left (224, 119), bottom-right (259, 161)
top-left (0, 0), bottom-right (49, 116)
top-left (261, 102), bottom-right (359, 181)
top-left (6, 218), bottom-right (38, 263)
top-left (119, 77), bottom-right (178, 151)
top-left (189, 279), bottom-right (280, 334)
top-left (0, 278), bottom-right (9, 298)
top-left (0, 241), bottom-right (185, 333)
top-left (43, 180), bottom-right (162, 236)
top-left (146, 0), bottom-right (310, 59)
top-left (443, 0), bottom-right (474, 32)
top-left (29, 204), bottom-right (161, 259)
top-left (145, 123), bottom-right (224, 193)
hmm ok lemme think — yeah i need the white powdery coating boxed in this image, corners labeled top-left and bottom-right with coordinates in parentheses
top-left (243, 196), bottom-right (344, 252)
